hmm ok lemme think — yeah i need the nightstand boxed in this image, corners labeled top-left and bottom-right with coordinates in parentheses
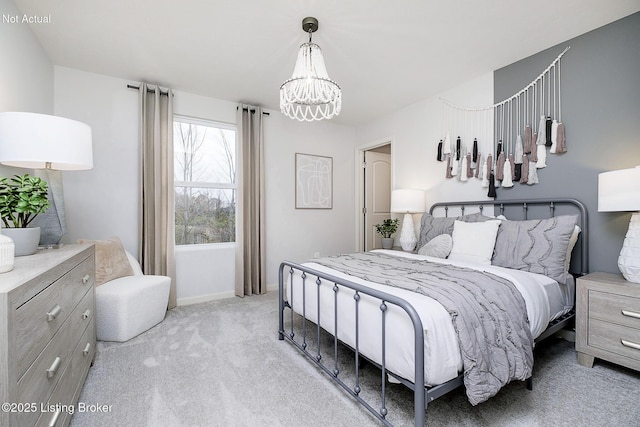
top-left (576, 272), bottom-right (640, 371)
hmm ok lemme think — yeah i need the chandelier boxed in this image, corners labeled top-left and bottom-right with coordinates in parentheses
top-left (280, 17), bottom-right (342, 121)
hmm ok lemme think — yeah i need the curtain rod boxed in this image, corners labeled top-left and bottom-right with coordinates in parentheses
top-left (127, 84), bottom-right (270, 116)
top-left (127, 84), bottom-right (172, 96)
top-left (237, 106), bottom-right (270, 116)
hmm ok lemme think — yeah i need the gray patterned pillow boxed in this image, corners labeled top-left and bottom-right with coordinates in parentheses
top-left (418, 212), bottom-right (494, 248)
top-left (418, 234), bottom-right (453, 258)
top-left (491, 215), bottom-right (579, 284)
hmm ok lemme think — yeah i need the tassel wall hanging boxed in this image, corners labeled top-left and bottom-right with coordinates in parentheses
top-left (437, 47), bottom-right (569, 198)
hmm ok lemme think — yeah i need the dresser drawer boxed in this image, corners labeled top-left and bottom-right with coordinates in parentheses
top-left (35, 358), bottom-right (74, 427)
top-left (589, 290), bottom-right (640, 329)
top-left (67, 286), bottom-right (95, 348)
top-left (14, 256), bottom-right (94, 378)
top-left (588, 318), bottom-right (640, 367)
top-left (71, 316), bottom-right (96, 398)
top-left (15, 324), bottom-right (70, 426)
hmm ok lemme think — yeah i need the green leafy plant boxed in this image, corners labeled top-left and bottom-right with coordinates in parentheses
top-left (374, 218), bottom-right (399, 238)
top-left (0, 174), bottom-right (50, 228)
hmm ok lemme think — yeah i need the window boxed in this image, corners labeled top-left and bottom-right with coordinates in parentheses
top-left (173, 115), bottom-right (236, 245)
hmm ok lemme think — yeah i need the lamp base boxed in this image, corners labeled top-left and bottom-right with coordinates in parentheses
top-left (399, 213), bottom-right (417, 252)
top-left (619, 212), bottom-right (640, 283)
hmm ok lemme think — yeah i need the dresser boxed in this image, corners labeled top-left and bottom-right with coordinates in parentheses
top-left (576, 272), bottom-right (640, 371)
top-left (0, 244), bottom-right (96, 427)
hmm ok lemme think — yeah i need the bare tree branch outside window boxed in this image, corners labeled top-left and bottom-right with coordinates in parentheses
top-left (174, 118), bottom-right (236, 245)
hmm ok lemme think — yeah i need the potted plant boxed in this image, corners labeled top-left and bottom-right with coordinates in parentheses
top-left (0, 174), bottom-right (50, 256)
top-left (375, 218), bottom-right (399, 250)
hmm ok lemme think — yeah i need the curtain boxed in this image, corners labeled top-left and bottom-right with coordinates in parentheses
top-left (139, 83), bottom-right (177, 308)
top-left (235, 105), bottom-right (266, 296)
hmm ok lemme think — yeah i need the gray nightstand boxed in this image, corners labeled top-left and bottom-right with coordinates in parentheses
top-left (576, 272), bottom-right (640, 371)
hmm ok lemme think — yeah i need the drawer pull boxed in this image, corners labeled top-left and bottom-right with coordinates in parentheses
top-left (621, 339), bottom-right (640, 351)
top-left (82, 274), bottom-right (90, 284)
top-left (82, 309), bottom-right (92, 319)
top-left (83, 342), bottom-right (91, 356)
top-left (47, 305), bottom-right (62, 322)
top-left (48, 409), bottom-right (61, 427)
top-left (621, 309), bottom-right (640, 320)
top-left (46, 356), bottom-right (62, 379)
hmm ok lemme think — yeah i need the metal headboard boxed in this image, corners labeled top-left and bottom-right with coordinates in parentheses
top-left (429, 198), bottom-right (589, 276)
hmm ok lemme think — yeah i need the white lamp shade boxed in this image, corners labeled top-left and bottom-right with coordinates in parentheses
top-left (0, 112), bottom-right (93, 170)
top-left (598, 167), bottom-right (640, 212)
top-left (391, 189), bottom-right (425, 213)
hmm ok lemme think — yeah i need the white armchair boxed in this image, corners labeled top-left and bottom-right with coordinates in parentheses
top-left (95, 251), bottom-right (171, 342)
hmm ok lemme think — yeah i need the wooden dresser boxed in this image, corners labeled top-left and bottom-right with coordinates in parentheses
top-left (576, 272), bottom-right (640, 371)
top-left (0, 244), bottom-right (96, 427)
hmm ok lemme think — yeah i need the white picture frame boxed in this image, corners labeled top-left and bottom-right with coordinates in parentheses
top-left (295, 153), bottom-right (333, 209)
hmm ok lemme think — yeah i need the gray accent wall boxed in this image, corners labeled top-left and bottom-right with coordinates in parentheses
top-left (493, 12), bottom-right (640, 275)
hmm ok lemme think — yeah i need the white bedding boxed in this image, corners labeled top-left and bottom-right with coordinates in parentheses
top-left (286, 249), bottom-right (574, 386)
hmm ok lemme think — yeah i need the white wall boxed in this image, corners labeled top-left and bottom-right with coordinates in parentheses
top-left (54, 66), bottom-right (357, 303)
top-left (355, 73), bottom-right (494, 233)
top-left (0, 0), bottom-right (53, 178)
top-left (356, 72), bottom-right (494, 205)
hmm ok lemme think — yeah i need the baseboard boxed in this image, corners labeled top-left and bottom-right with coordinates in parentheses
top-left (177, 291), bottom-right (236, 306)
top-left (177, 284), bottom-right (279, 306)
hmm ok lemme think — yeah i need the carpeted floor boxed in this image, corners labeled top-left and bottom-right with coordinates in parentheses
top-left (70, 292), bottom-right (640, 427)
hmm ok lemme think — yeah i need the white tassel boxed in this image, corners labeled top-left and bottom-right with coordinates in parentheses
top-left (550, 120), bottom-right (559, 154)
top-left (536, 144), bottom-right (547, 168)
top-left (514, 135), bottom-right (524, 164)
top-left (451, 158), bottom-right (459, 176)
top-left (537, 115), bottom-right (546, 145)
top-left (528, 161), bottom-right (539, 185)
top-left (443, 131), bottom-right (452, 155)
top-left (481, 160), bottom-right (489, 187)
top-left (502, 158), bottom-right (514, 187)
top-left (460, 156), bottom-right (468, 182)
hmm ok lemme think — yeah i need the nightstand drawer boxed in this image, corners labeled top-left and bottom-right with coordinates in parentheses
top-left (589, 318), bottom-right (640, 364)
top-left (589, 290), bottom-right (640, 329)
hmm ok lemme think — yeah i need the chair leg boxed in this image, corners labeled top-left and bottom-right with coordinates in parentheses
top-left (526, 377), bottom-right (533, 391)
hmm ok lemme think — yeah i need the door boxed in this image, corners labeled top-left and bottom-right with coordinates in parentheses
top-left (364, 149), bottom-right (391, 251)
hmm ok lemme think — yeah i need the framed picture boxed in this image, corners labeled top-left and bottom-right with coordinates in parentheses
top-left (295, 153), bottom-right (333, 209)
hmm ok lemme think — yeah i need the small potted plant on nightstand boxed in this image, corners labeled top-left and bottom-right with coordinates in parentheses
top-left (0, 174), bottom-right (50, 256)
top-left (375, 218), bottom-right (399, 250)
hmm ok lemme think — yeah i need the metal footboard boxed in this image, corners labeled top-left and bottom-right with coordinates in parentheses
top-left (278, 261), bottom-right (427, 426)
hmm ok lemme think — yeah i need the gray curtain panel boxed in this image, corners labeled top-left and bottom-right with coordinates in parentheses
top-left (235, 105), bottom-right (266, 297)
top-left (139, 83), bottom-right (177, 308)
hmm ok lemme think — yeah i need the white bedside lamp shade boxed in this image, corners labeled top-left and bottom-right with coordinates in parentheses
top-left (598, 167), bottom-right (640, 283)
top-left (391, 189), bottom-right (425, 251)
top-left (0, 112), bottom-right (93, 170)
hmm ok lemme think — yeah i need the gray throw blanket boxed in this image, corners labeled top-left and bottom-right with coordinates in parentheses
top-left (313, 252), bottom-right (533, 405)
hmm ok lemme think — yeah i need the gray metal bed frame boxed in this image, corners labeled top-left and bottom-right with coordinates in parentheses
top-left (278, 198), bottom-right (588, 426)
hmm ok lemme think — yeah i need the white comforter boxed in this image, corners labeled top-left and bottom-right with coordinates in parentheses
top-left (287, 249), bottom-right (572, 386)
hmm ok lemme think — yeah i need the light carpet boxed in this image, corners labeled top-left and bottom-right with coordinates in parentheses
top-left (70, 292), bottom-right (640, 426)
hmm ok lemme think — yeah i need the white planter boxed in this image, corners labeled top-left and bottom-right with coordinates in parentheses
top-left (0, 231), bottom-right (14, 272)
top-left (1, 227), bottom-right (40, 256)
top-left (381, 237), bottom-right (394, 250)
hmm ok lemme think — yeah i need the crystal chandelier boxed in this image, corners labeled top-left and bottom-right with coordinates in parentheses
top-left (280, 17), bottom-right (342, 121)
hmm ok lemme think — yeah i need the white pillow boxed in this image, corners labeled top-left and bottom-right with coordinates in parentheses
top-left (448, 220), bottom-right (501, 265)
top-left (418, 234), bottom-right (452, 258)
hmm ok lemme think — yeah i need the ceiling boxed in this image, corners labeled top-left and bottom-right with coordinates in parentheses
top-left (12, 0), bottom-right (640, 125)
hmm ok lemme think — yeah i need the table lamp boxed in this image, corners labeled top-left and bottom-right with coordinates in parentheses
top-left (391, 189), bottom-right (425, 251)
top-left (598, 166), bottom-right (640, 283)
top-left (0, 112), bottom-right (93, 247)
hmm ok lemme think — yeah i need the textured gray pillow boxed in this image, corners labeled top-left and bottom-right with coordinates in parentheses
top-left (418, 234), bottom-right (453, 258)
top-left (491, 215), bottom-right (579, 284)
top-left (418, 212), bottom-right (494, 248)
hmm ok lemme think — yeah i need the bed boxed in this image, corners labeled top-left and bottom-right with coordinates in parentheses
top-left (278, 198), bottom-right (588, 426)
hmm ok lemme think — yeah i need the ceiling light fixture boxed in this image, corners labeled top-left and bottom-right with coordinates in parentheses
top-left (280, 17), bottom-right (342, 122)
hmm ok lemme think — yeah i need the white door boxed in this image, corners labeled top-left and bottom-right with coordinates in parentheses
top-left (364, 150), bottom-right (391, 251)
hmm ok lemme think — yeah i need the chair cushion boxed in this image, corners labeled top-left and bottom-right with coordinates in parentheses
top-left (77, 237), bottom-right (134, 285)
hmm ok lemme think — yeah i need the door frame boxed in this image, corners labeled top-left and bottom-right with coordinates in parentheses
top-left (354, 136), bottom-right (395, 252)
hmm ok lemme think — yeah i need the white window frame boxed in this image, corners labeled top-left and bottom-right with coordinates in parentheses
top-left (173, 114), bottom-right (238, 246)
